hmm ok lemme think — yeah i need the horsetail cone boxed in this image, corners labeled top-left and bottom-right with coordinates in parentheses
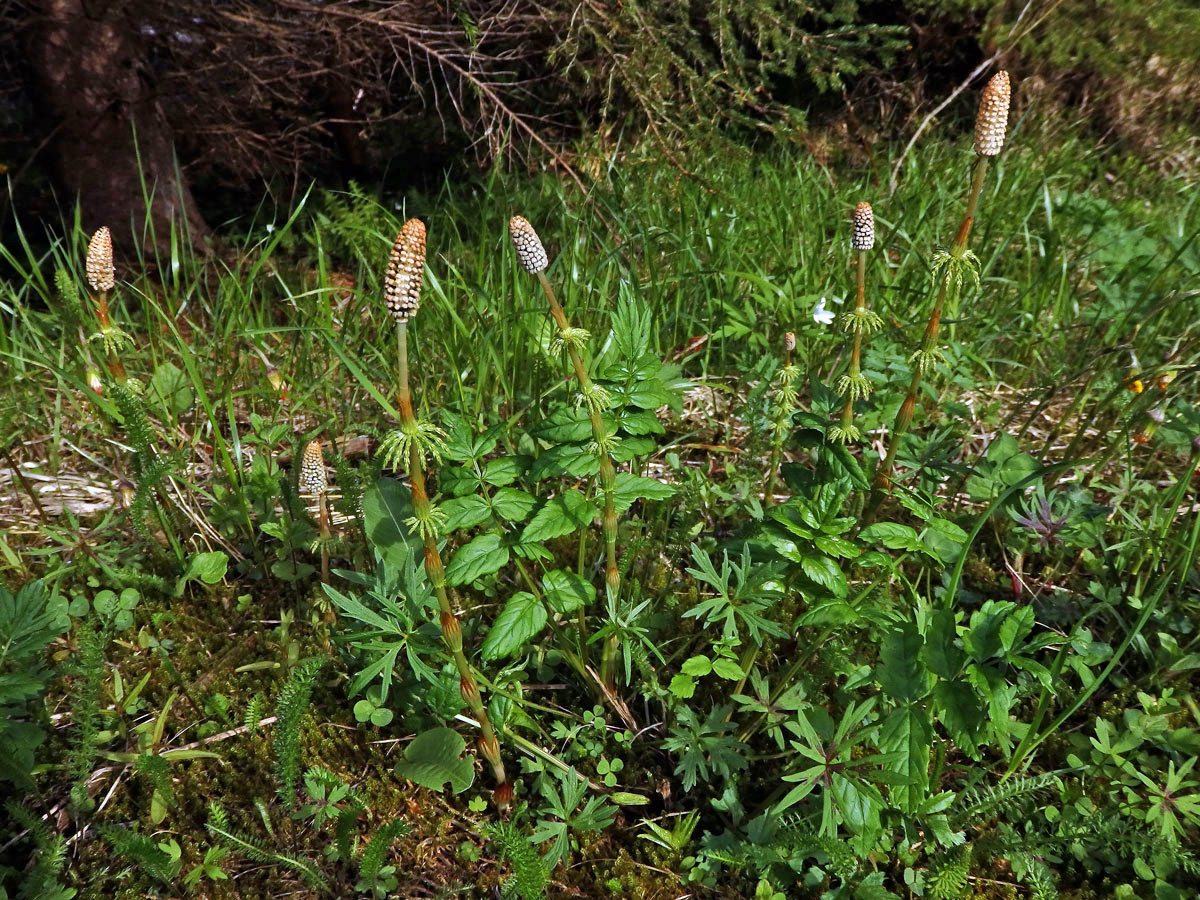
top-left (86, 226), bottom-right (115, 291)
top-left (384, 218), bottom-right (426, 322)
top-left (299, 439), bottom-right (327, 496)
top-left (509, 216), bottom-right (549, 273)
top-left (974, 71), bottom-right (1011, 157)
top-left (851, 202), bottom-right (875, 251)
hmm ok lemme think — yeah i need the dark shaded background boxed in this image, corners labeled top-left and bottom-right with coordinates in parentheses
top-left (2, 0), bottom-right (1197, 252)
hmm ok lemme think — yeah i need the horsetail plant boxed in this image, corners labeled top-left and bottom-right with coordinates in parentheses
top-left (85, 226), bottom-right (129, 384)
top-left (765, 331), bottom-right (800, 504)
top-left (509, 215), bottom-right (622, 682)
top-left (871, 71), bottom-right (1010, 500)
top-left (299, 439), bottom-right (331, 586)
top-left (375, 219), bottom-right (509, 801)
top-left (828, 202), bottom-right (883, 445)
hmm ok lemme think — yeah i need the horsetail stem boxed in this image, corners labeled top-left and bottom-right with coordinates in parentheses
top-left (299, 439), bottom-right (331, 586)
top-left (383, 221), bottom-right (509, 798)
top-left (829, 202), bottom-right (881, 445)
top-left (509, 216), bottom-right (622, 682)
top-left (870, 73), bottom-right (1010, 504)
top-left (765, 332), bottom-right (799, 505)
top-left (85, 226), bottom-right (127, 383)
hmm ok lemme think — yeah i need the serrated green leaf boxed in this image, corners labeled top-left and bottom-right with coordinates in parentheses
top-left (542, 569), bottom-right (595, 614)
top-left (799, 554), bottom-right (847, 597)
top-left (445, 533), bottom-right (509, 586)
top-left (490, 488), bottom-right (538, 522)
top-left (612, 472), bottom-right (676, 512)
top-left (441, 495), bottom-right (492, 531)
top-left (521, 490), bottom-right (597, 543)
top-left (481, 592), bottom-right (547, 660)
top-left (859, 522), bottom-right (922, 551)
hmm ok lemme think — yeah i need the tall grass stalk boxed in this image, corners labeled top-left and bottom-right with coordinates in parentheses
top-left (377, 219), bottom-right (509, 800)
top-left (871, 72), bottom-right (1010, 503)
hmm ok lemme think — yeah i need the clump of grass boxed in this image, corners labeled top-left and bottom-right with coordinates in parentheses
top-left (509, 214), bottom-right (622, 680)
top-left (872, 71), bottom-right (1011, 500)
top-left (375, 219), bottom-right (509, 802)
top-left (828, 201), bottom-right (883, 445)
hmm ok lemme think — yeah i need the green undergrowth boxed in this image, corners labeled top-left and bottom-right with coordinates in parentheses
top-left (1, 116), bottom-right (1199, 899)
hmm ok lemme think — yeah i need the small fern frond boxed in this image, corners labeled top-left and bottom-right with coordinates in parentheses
top-left (357, 818), bottom-right (409, 887)
top-left (205, 802), bottom-right (328, 888)
top-left (490, 822), bottom-right (549, 900)
top-left (272, 656), bottom-right (325, 808)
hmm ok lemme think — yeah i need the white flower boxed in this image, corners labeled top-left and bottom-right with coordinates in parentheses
top-left (812, 296), bottom-right (842, 326)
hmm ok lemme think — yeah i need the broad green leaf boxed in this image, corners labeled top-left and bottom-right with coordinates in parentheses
top-left (932, 680), bottom-right (983, 759)
top-left (859, 522), bottom-right (921, 551)
top-left (362, 478), bottom-right (417, 571)
top-left (521, 490), bottom-right (597, 543)
top-left (542, 569), bottom-right (595, 615)
top-left (879, 706), bottom-right (931, 813)
top-left (175, 552), bottom-right (228, 596)
top-left (481, 592), bottom-right (547, 660)
top-left (441, 495), bottom-right (492, 531)
top-left (610, 436), bottom-right (655, 463)
top-left (445, 533), bottom-right (510, 586)
top-left (921, 608), bottom-right (964, 679)
top-left (711, 657), bottom-right (744, 680)
top-left (877, 627), bottom-right (931, 701)
top-left (612, 473), bottom-right (676, 512)
top-left (681, 656), bottom-right (713, 676)
top-left (529, 444), bottom-right (600, 480)
top-left (149, 361), bottom-right (194, 416)
top-left (394, 727), bottom-right (475, 794)
top-left (800, 554), bottom-right (847, 597)
top-left (668, 674), bottom-right (697, 699)
top-left (483, 456), bottom-right (526, 487)
top-left (964, 600), bottom-right (1016, 661)
top-left (490, 488), bottom-right (538, 522)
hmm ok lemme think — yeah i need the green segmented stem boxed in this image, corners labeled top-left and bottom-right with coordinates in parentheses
top-left (871, 155), bottom-right (991, 503)
top-left (95, 289), bottom-right (128, 384)
top-left (533, 272), bottom-right (621, 680)
top-left (835, 250), bottom-right (869, 435)
top-left (764, 343), bottom-right (795, 506)
top-left (396, 321), bottom-right (508, 792)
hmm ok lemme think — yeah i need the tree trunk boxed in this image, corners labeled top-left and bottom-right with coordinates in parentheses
top-left (31, 0), bottom-right (210, 255)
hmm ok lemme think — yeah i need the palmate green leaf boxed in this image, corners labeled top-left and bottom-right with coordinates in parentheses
top-left (521, 490), bottom-right (597, 543)
top-left (445, 533), bottom-right (510, 586)
top-left (481, 592), bottom-right (547, 660)
top-left (921, 608), bottom-right (964, 680)
top-left (394, 727), bottom-right (475, 794)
